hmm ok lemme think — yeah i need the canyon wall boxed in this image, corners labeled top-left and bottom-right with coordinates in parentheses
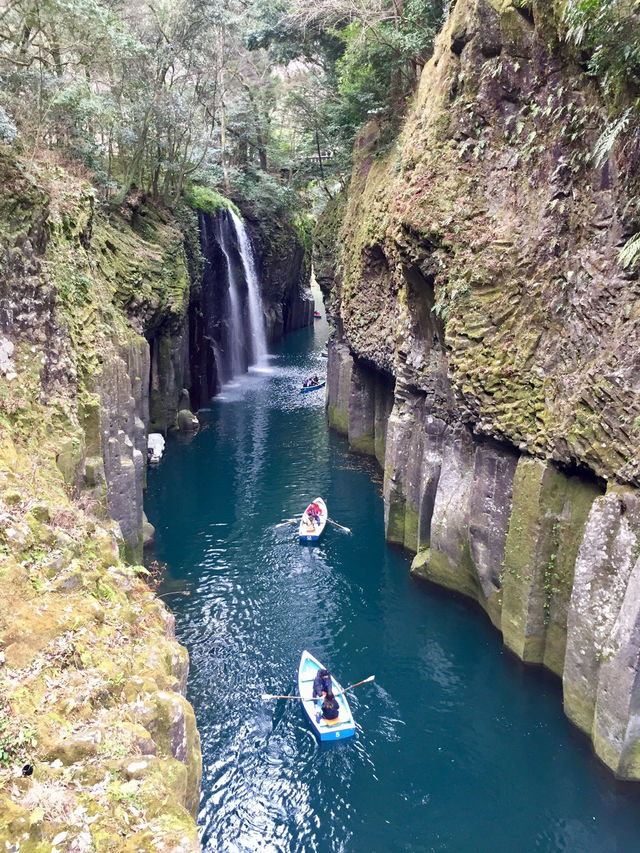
top-left (0, 153), bottom-right (202, 848)
top-left (318, 0), bottom-right (640, 778)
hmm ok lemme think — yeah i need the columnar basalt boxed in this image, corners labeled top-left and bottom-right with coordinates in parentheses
top-left (319, 0), bottom-right (640, 778)
top-left (0, 154), bottom-right (202, 848)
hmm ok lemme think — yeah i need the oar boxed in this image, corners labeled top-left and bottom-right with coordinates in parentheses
top-left (261, 675), bottom-right (375, 701)
top-left (339, 674), bottom-right (375, 694)
top-left (328, 518), bottom-right (351, 533)
top-left (275, 518), bottom-right (297, 528)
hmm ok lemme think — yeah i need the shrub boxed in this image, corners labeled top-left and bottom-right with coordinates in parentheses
top-left (183, 184), bottom-right (240, 218)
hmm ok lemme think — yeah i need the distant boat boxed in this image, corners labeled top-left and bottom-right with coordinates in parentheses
top-left (299, 497), bottom-right (327, 541)
top-left (314, 311), bottom-right (322, 319)
top-left (147, 433), bottom-right (165, 463)
top-left (300, 378), bottom-right (325, 393)
top-left (298, 650), bottom-right (356, 742)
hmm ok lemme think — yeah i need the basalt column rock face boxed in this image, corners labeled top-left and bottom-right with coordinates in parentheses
top-left (0, 154), bottom-right (201, 849)
top-left (564, 489), bottom-right (640, 777)
top-left (326, 342), bottom-right (394, 466)
top-left (247, 215), bottom-right (314, 342)
top-left (321, 0), bottom-right (640, 778)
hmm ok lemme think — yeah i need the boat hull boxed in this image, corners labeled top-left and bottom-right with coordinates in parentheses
top-left (298, 650), bottom-right (356, 742)
top-left (300, 381), bottom-right (325, 393)
top-left (299, 498), bottom-right (327, 541)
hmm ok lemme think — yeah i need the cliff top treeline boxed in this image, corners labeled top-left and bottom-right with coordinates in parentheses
top-left (1, 1), bottom-right (638, 238)
top-left (0, 0), bottom-right (445, 214)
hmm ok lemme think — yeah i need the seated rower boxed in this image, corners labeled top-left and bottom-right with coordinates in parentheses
top-left (309, 501), bottom-right (321, 525)
top-left (317, 690), bottom-right (340, 725)
top-left (312, 668), bottom-right (331, 700)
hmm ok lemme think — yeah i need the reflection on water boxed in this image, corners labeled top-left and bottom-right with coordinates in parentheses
top-left (145, 312), bottom-right (640, 853)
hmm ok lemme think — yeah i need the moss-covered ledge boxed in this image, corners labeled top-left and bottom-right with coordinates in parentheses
top-left (0, 434), bottom-right (201, 851)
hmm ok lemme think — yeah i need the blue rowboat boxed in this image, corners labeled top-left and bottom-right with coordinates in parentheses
top-left (300, 380), bottom-right (325, 393)
top-left (297, 650), bottom-right (356, 742)
top-left (299, 497), bottom-right (327, 542)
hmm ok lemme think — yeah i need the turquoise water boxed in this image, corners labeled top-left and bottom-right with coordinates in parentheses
top-left (144, 317), bottom-right (640, 853)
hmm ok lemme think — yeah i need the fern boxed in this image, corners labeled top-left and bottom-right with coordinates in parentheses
top-left (619, 232), bottom-right (640, 269)
top-left (593, 107), bottom-right (633, 167)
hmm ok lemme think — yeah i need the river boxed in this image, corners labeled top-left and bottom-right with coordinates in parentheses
top-left (144, 312), bottom-right (640, 853)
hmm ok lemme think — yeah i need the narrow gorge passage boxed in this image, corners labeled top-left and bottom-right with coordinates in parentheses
top-left (144, 315), bottom-right (640, 853)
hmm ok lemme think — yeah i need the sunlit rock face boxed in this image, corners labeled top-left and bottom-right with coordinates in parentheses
top-left (318, 0), bottom-right (640, 778)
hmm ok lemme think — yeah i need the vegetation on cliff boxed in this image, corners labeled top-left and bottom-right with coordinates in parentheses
top-left (0, 150), bottom-right (201, 850)
top-left (317, 0), bottom-right (640, 781)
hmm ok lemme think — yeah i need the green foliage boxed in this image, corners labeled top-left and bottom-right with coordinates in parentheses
top-left (243, 0), bottom-right (446, 196)
top-left (0, 0), bottom-right (447, 213)
top-left (619, 232), bottom-right (640, 270)
top-left (183, 185), bottom-right (240, 218)
top-left (230, 166), bottom-right (301, 221)
top-left (334, 0), bottom-right (445, 130)
top-left (564, 0), bottom-right (640, 102)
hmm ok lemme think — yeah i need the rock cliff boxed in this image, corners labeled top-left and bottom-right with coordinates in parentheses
top-left (318, 0), bottom-right (640, 778)
top-left (0, 151), bottom-right (202, 848)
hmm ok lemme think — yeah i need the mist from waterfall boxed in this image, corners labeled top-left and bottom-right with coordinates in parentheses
top-left (228, 210), bottom-right (268, 367)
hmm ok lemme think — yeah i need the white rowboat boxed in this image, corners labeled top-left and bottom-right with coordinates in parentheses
top-left (297, 650), bottom-right (356, 742)
top-left (299, 497), bottom-right (327, 542)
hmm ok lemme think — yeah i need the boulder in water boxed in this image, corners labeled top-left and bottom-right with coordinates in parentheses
top-left (177, 409), bottom-right (199, 432)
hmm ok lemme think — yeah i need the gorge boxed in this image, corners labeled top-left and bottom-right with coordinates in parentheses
top-left (1, 0), bottom-right (640, 848)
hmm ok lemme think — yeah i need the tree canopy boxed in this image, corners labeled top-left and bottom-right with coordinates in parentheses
top-left (0, 0), bottom-right (637, 224)
top-left (0, 0), bottom-right (446, 213)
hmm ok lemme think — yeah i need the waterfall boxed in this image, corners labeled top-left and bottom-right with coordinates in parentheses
top-left (228, 210), bottom-right (268, 367)
top-left (215, 216), bottom-right (247, 380)
top-left (197, 208), bottom-right (269, 395)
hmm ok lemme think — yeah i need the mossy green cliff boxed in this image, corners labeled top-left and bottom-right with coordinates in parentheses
top-left (0, 150), bottom-right (201, 849)
top-left (320, 0), bottom-right (640, 778)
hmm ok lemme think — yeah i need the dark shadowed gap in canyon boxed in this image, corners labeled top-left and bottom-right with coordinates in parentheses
top-left (144, 304), bottom-right (640, 853)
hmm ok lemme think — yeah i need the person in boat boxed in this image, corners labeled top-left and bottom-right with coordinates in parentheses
top-left (317, 690), bottom-right (340, 724)
top-left (312, 374), bottom-right (319, 385)
top-left (312, 668), bottom-right (332, 700)
top-left (308, 501), bottom-right (321, 525)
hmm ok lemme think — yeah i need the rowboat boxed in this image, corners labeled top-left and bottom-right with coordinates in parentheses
top-left (297, 650), bottom-right (356, 742)
top-left (299, 497), bottom-right (327, 541)
top-left (147, 433), bottom-right (165, 463)
top-left (314, 311), bottom-right (322, 319)
top-left (300, 380), bottom-right (325, 393)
